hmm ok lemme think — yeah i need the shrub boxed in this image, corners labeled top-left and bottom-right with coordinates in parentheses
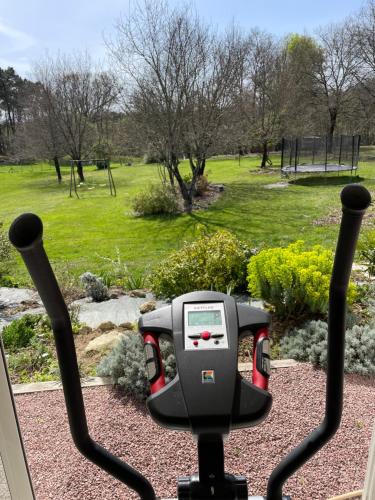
top-left (0, 222), bottom-right (13, 283)
top-left (80, 272), bottom-right (109, 302)
top-left (150, 230), bottom-right (251, 298)
top-left (247, 240), bottom-right (356, 317)
top-left (8, 339), bottom-right (58, 383)
top-left (6, 318), bottom-right (58, 383)
top-left (99, 248), bottom-right (149, 290)
top-left (196, 175), bottom-right (209, 195)
top-left (280, 319), bottom-right (375, 376)
top-left (1, 314), bottom-right (41, 353)
top-left (358, 230), bottom-right (375, 276)
top-left (143, 152), bottom-right (161, 164)
top-left (97, 332), bottom-right (176, 401)
top-left (132, 183), bottom-right (180, 216)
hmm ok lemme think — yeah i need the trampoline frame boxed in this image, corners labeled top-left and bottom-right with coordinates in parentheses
top-left (281, 135), bottom-right (360, 176)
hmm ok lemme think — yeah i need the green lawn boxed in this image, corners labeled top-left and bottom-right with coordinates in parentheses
top-left (1, 153), bottom-right (374, 284)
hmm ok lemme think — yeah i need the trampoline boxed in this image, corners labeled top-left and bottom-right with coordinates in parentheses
top-left (281, 135), bottom-right (360, 176)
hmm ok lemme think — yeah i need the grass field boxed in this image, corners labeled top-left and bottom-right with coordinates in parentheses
top-left (1, 153), bottom-right (374, 284)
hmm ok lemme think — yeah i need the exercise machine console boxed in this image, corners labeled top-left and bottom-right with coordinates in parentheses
top-left (140, 291), bottom-right (272, 498)
top-left (8, 184), bottom-right (371, 499)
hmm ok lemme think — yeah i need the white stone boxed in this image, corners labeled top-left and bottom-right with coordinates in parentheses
top-left (84, 331), bottom-right (123, 354)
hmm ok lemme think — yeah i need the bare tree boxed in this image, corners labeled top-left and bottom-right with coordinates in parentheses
top-left (110, 1), bottom-right (244, 210)
top-left (34, 53), bottom-right (119, 182)
top-left (240, 30), bottom-right (286, 167)
top-left (312, 23), bottom-right (358, 148)
top-left (109, 1), bottom-right (200, 209)
top-left (14, 83), bottom-right (67, 181)
top-left (352, 0), bottom-right (375, 93)
top-left (182, 27), bottom-right (245, 179)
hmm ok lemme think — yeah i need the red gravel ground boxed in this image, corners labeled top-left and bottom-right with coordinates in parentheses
top-left (15, 364), bottom-right (375, 500)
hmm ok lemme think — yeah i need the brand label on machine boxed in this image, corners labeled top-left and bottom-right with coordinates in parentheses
top-left (201, 370), bottom-right (215, 383)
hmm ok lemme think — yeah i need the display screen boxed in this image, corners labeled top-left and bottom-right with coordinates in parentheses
top-left (188, 310), bottom-right (222, 326)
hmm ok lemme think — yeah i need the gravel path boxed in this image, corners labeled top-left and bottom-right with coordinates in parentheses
top-left (15, 364), bottom-right (375, 500)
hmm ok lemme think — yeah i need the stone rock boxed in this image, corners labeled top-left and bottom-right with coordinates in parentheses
top-left (72, 294), bottom-right (167, 329)
top-left (78, 325), bottom-right (92, 335)
top-left (84, 331), bottom-right (122, 354)
top-left (128, 289), bottom-right (147, 298)
top-left (98, 321), bottom-right (117, 332)
top-left (139, 300), bottom-right (156, 314)
top-left (118, 322), bottom-right (134, 330)
top-left (216, 184), bottom-right (225, 192)
top-left (265, 182), bottom-right (289, 189)
top-left (108, 286), bottom-right (124, 299)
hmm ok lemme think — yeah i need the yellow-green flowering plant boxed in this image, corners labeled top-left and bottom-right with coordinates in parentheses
top-left (247, 240), bottom-right (356, 317)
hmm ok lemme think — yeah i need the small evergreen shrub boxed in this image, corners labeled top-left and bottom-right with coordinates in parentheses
top-left (97, 332), bottom-right (176, 401)
top-left (247, 240), bottom-right (356, 317)
top-left (1, 314), bottom-right (41, 353)
top-left (280, 320), bottom-right (375, 376)
top-left (150, 230), bottom-right (251, 298)
top-left (132, 183), bottom-right (180, 216)
top-left (80, 272), bottom-right (109, 302)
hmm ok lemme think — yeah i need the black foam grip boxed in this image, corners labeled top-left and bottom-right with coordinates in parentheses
top-left (9, 213), bottom-right (43, 250)
top-left (341, 184), bottom-right (371, 212)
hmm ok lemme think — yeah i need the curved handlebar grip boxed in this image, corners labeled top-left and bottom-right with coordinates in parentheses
top-left (252, 328), bottom-right (270, 390)
top-left (9, 214), bottom-right (156, 500)
top-left (142, 332), bottom-right (166, 394)
top-left (266, 184), bottom-right (372, 500)
top-left (341, 183), bottom-right (372, 212)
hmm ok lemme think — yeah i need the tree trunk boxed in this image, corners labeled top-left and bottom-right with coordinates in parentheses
top-left (261, 141), bottom-right (269, 168)
top-left (168, 168), bottom-right (175, 187)
top-left (173, 165), bottom-right (193, 213)
top-left (53, 156), bottom-right (62, 183)
top-left (327, 109), bottom-right (337, 154)
top-left (76, 160), bottom-right (85, 182)
top-left (197, 157), bottom-right (206, 176)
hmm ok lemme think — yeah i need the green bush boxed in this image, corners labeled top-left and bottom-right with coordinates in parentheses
top-left (150, 230), bottom-right (251, 298)
top-left (247, 240), bottom-right (356, 317)
top-left (132, 183), bottom-right (180, 216)
top-left (8, 339), bottom-right (58, 383)
top-left (97, 332), bottom-right (176, 401)
top-left (0, 222), bottom-right (13, 283)
top-left (280, 320), bottom-right (375, 376)
top-left (358, 230), bottom-right (375, 276)
top-left (196, 175), bottom-right (209, 195)
top-left (143, 152), bottom-right (161, 164)
top-left (1, 314), bottom-right (41, 353)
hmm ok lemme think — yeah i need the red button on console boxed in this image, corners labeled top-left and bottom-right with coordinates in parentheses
top-left (201, 331), bottom-right (211, 341)
top-left (193, 340), bottom-right (199, 347)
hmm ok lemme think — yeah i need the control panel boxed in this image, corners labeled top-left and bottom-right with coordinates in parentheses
top-left (184, 302), bottom-right (229, 350)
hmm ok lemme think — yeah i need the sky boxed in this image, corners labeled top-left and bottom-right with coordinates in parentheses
top-left (0, 0), bottom-right (366, 78)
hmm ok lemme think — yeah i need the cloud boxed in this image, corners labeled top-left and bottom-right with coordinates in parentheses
top-left (0, 18), bottom-right (36, 53)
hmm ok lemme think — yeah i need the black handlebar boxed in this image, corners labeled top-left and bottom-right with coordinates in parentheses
top-left (9, 214), bottom-right (156, 500)
top-left (266, 184), bottom-right (371, 500)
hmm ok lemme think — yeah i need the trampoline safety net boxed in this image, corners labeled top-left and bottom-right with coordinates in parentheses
top-left (281, 135), bottom-right (360, 175)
